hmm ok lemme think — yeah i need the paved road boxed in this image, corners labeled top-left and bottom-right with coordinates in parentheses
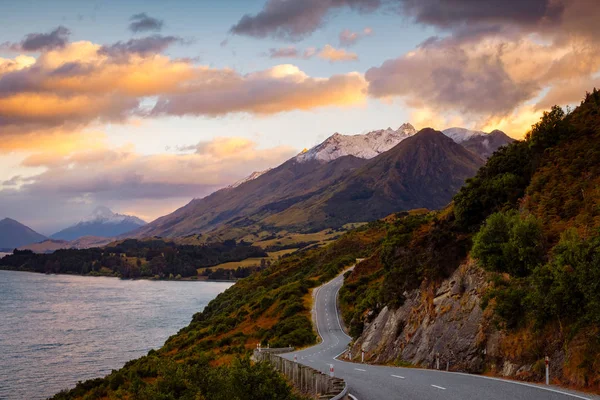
top-left (282, 269), bottom-right (597, 400)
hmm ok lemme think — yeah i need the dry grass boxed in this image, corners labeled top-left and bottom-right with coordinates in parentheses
top-left (196, 249), bottom-right (297, 272)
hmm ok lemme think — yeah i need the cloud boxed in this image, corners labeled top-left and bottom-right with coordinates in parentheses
top-left (151, 64), bottom-right (366, 116)
top-left (129, 13), bottom-right (164, 33)
top-left (230, 0), bottom-right (380, 41)
top-left (0, 137), bottom-right (297, 232)
top-left (366, 38), bottom-right (537, 117)
top-left (0, 38), bottom-right (366, 146)
top-left (267, 44), bottom-right (358, 62)
top-left (398, 0), bottom-right (563, 39)
top-left (4, 26), bottom-right (71, 52)
top-left (268, 46), bottom-right (300, 58)
top-left (339, 27), bottom-right (372, 46)
top-left (99, 35), bottom-right (184, 56)
top-left (318, 44), bottom-right (358, 62)
top-left (363, 0), bottom-right (600, 137)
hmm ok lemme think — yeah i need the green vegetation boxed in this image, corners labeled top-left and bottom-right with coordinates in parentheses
top-left (52, 221), bottom-right (386, 399)
top-left (0, 239), bottom-right (266, 279)
top-left (472, 211), bottom-right (546, 277)
top-left (54, 354), bottom-right (306, 400)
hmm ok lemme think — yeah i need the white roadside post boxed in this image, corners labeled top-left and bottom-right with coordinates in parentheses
top-left (294, 354), bottom-right (298, 363)
top-left (361, 350), bottom-right (365, 363)
top-left (545, 356), bottom-right (550, 385)
top-left (330, 364), bottom-right (335, 378)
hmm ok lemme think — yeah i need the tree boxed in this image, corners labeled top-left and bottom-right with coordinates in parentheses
top-left (472, 211), bottom-right (545, 277)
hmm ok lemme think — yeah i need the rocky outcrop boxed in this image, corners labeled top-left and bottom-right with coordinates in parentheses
top-left (350, 259), bottom-right (493, 372)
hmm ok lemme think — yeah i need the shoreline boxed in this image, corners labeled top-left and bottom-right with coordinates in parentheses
top-left (0, 268), bottom-right (239, 283)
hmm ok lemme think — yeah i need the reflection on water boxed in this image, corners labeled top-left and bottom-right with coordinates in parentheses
top-left (0, 270), bottom-right (232, 399)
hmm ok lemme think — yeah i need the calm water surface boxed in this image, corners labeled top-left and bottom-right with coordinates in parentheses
top-left (0, 270), bottom-right (232, 399)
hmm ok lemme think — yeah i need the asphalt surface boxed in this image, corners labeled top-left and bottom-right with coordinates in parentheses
top-left (282, 269), bottom-right (597, 400)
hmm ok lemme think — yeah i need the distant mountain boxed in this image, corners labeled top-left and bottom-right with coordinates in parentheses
top-left (263, 128), bottom-right (485, 231)
top-left (0, 218), bottom-right (47, 250)
top-left (51, 206), bottom-right (146, 241)
top-left (128, 128), bottom-right (483, 240)
top-left (295, 123), bottom-right (416, 163)
top-left (460, 130), bottom-right (515, 159)
top-left (443, 127), bottom-right (514, 158)
top-left (442, 127), bottom-right (487, 143)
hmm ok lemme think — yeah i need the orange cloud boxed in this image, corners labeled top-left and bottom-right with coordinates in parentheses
top-left (0, 41), bottom-right (367, 142)
top-left (152, 65), bottom-right (367, 116)
top-left (318, 44), bottom-right (358, 62)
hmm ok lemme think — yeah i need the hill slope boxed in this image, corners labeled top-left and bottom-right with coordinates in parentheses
top-left (342, 90), bottom-right (600, 391)
top-left (0, 218), bottom-right (47, 250)
top-left (128, 155), bottom-right (368, 239)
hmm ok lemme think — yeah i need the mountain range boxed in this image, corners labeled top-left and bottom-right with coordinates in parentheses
top-left (127, 125), bottom-right (512, 241)
top-left (51, 206), bottom-right (146, 241)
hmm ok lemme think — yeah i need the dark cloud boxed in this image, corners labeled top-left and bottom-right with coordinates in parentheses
top-left (129, 13), bottom-right (164, 33)
top-left (18, 26), bottom-right (71, 51)
top-left (268, 46), bottom-right (300, 58)
top-left (99, 35), bottom-right (183, 57)
top-left (230, 0), bottom-right (380, 41)
top-left (398, 0), bottom-right (563, 32)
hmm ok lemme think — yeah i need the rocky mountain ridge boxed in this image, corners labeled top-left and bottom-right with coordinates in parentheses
top-left (295, 123), bottom-right (417, 163)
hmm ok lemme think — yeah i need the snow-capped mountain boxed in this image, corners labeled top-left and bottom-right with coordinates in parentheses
top-left (51, 206), bottom-right (146, 241)
top-left (295, 123), bottom-right (417, 163)
top-left (443, 127), bottom-right (514, 159)
top-left (442, 127), bottom-right (487, 143)
top-left (227, 169), bottom-right (272, 189)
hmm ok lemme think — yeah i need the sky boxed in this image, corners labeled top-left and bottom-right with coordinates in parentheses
top-left (1, 0), bottom-right (599, 234)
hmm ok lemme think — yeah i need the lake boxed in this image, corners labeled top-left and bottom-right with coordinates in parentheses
top-left (0, 270), bottom-right (232, 399)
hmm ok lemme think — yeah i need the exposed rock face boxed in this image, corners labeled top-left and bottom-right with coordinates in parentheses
top-left (350, 260), bottom-right (492, 372)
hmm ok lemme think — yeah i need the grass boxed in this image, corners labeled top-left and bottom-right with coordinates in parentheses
top-left (197, 249), bottom-right (297, 272)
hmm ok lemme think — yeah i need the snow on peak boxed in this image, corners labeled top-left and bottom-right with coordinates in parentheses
top-left (81, 206), bottom-right (146, 226)
top-left (295, 123), bottom-right (417, 163)
top-left (228, 169), bottom-right (272, 189)
top-left (442, 127), bottom-right (487, 143)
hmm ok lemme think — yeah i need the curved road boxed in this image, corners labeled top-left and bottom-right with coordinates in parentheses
top-left (282, 269), bottom-right (596, 400)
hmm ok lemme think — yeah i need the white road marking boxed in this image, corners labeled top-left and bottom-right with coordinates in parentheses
top-left (354, 368), bottom-right (367, 372)
top-left (431, 385), bottom-right (446, 390)
top-left (448, 371), bottom-right (593, 400)
top-left (391, 375), bottom-right (405, 379)
top-left (348, 395), bottom-right (358, 400)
